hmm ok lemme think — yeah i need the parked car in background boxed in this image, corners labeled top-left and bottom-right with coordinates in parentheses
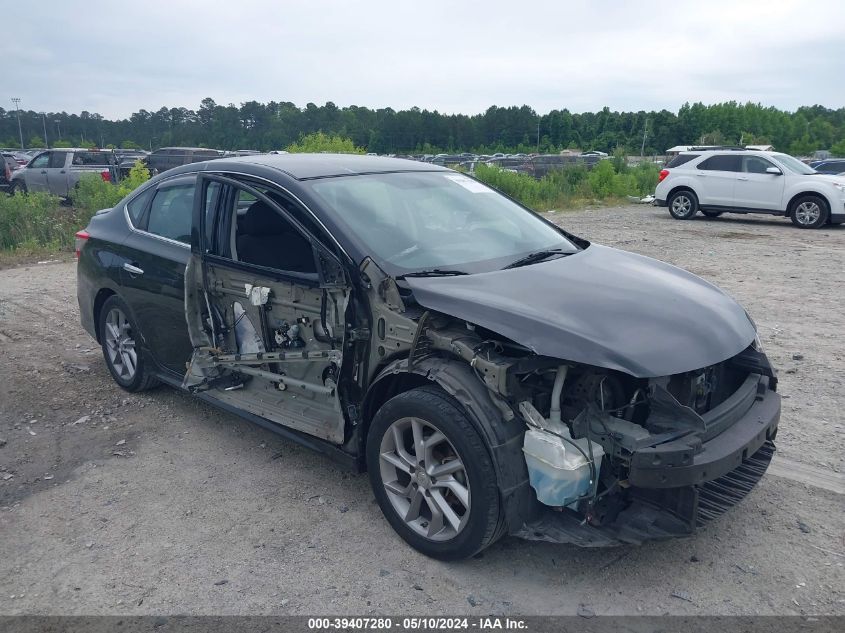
top-left (144, 147), bottom-right (225, 175)
top-left (1, 152), bottom-right (19, 192)
top-left (114, 149), bottom-right (150, 178)
top-left (8, 148), bottom-right (116, 197)
top-left (76, 154), bottom-right (779, 559)
top-left (10, 150), bottom-right (38, 168)
top-left (655, 148), bottom-right (845, 229)
top-left (809, 159), bottom-right (845, 175)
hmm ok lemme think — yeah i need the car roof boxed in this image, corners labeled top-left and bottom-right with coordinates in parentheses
top-left (218, 153), bottom-right (448, 180)
top-left (679, 148), bottom-right (774, 155)
top-left (157, 146), bottom-right (222, 152)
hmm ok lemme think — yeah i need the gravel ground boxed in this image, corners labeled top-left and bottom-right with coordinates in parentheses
top-left (0, 204), bottom-right (842, 616)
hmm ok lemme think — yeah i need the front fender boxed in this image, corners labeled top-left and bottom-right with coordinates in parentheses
top-left (364, 356), bottom-right (536, 533)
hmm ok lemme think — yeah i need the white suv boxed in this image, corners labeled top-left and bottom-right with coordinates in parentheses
top-left (654, 148), bottom-right (845, 229)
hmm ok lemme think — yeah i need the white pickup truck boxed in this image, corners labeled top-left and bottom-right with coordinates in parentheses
top-left (8, 148), bottom-right (117, 198)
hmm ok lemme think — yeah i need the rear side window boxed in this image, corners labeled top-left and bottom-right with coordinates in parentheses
top-left (72, 151), bottom-right (111, 166)
top-left (48, 152), bottom-right (68, 168)
top-left (666, 154), bottom-right (700, 168)
top-left (145, 184), bottom-right (195, 244)
top-left (697, 155), bottom-right (742, 172)
top-left (126, 187), bottom-right (154, 226)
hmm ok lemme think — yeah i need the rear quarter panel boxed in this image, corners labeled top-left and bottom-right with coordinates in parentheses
top-left (76, 207), bottom-right (132, 340)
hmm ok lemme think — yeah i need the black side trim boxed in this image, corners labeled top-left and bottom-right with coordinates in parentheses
top-left (699, 204), bottom-right (786, 216)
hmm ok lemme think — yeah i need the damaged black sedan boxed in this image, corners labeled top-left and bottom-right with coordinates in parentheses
top-left (77, 154), bottom-right (780, 559)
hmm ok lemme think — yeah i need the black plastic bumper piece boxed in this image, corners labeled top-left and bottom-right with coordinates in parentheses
top-left (514, 440), bottom-right (776, 547)
top-left (627, 383), bottom-right (780, 488)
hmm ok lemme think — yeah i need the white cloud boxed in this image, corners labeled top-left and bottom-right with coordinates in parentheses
top-left (5, 0), bottom-right (843, 117)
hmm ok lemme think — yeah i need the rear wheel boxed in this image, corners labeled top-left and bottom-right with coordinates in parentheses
top-left (668, 190), bottom-right (698, 220)
top-left (701, 210), bottom-right (723, 218)
top-left (98, 295), bottom-right (159, 392)
top-left (790, 195), bottom-right (829, 229)
top-left (366, 386), bottom-right (503, 560)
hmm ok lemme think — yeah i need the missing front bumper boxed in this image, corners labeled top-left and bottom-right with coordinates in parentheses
top-left (514, 439), bottom-right (776, 547)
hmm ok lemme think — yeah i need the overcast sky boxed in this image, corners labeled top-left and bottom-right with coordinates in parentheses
top-left (6, 0), bottom-right (844, 119)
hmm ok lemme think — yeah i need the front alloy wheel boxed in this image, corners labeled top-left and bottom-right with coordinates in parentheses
top-left (379, 416), bottom-right (471, 541)
top-left (367, 386), bottom-right (503, 560)
top-left (790, 195), bottom-right (828, 229)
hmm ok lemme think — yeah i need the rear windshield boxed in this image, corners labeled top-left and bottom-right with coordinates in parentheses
top-left (666, 154), bottom-right (700, 168)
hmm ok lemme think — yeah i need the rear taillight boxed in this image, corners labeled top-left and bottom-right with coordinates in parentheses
top-left (4, 164), bottom-right (9, 181)
top-left (100, 170), bottom-right (111, 182)
top-left (658, 169), bottom-right (669, 182)
top-left (74, 230), bottom-right (89, 259)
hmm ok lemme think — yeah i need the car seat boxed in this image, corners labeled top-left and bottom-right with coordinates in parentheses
top-left (236, 200), bottom-right (316, 272)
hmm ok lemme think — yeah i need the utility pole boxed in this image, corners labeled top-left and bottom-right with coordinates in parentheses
top-left (54, 119), bottom-right (62, 140)
top-left (640, 118), bottom-right (649, 157)
top-left (11, 98), bottom-right (24, 149)
top-left (536, 118), bottom-right (540, 154)
top-left (40, 112), bottom-right (48, 148)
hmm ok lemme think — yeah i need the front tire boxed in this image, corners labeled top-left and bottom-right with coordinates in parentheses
top-left (668, 189), bottom-right (699, 220)
top-left (98, 295), bottom-right (159, 392)
top-left (9, 181), bottom-right (27, 196)
top-left (790, 195), bottom-right (829, 229)
top-left (366, 386), bottom-right (503, 560)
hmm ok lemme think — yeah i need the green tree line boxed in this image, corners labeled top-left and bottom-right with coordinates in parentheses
top-left (2, 99), bottom-right (844, 156)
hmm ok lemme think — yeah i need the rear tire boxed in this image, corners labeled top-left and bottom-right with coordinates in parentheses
top-left (701, 210), bottom-right (723, 218)
top-left (668, 189), bottom-right (699, 220)
top-left (366, 386), bottom-right (503, 560)
top-left (790, 195), bottom-right (829, 229)
top-left (98, 295), bottom-right (159, 392)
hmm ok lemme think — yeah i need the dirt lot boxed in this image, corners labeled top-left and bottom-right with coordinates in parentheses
top-left (0, 205), bottom-right (843, 616)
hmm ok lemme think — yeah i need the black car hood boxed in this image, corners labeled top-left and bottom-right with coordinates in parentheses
top-left (404, 244), bottom-right (755, 378)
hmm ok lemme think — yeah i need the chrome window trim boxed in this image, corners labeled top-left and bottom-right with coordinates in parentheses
top-left (122, 174), bottom-right (196, 250)
top-left (121, 168), bottom-right (353, 260)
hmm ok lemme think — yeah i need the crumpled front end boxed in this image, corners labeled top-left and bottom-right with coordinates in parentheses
top-left (511, 345), bottom-right (780, 546)
top-left (371, 250), bottom-right (780, 547)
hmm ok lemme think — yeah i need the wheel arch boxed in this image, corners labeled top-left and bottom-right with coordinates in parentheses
top-left (92, 288), bottom-right (117, 343)
top-left (361, 355), bottom-right (534, 533)
top-left (666, 184), bottom-right (698, 202)
top-left (786, 191), bottom-right (832, 220)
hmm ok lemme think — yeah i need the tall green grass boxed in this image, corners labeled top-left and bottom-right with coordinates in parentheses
top-left (0, 192), bottom-right (78, 251)
top-left (0, 161), bottom-right (151, 256)
top-left (473, 160), bottom-right (660, 211)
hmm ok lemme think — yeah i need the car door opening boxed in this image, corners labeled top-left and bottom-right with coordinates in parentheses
top-left (182, 177), bottom-right (350, 444)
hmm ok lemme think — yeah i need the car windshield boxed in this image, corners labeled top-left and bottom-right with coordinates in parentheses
top-left (773, 153), bottom-right (817, 175)
top-left (306, 171), bottom-right (578, 274)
